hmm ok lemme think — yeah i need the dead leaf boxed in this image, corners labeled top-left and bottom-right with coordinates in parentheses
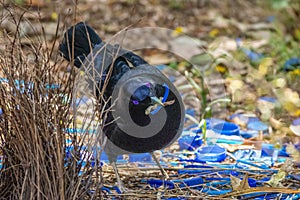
top-left (230, 173), bottom-right (250, 191)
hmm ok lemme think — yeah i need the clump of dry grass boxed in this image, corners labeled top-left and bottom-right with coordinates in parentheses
top-left (0, 3), bottom-right (103, 199)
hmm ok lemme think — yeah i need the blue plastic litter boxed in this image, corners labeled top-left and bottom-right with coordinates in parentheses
top-left (75, 96), bottom-right (90, 106)
top-left (283, 57), bottom-right (300, 71)
top-left (0, 108), bottom-right (2, 115)
top-left (203, 188), bottom-right (232, 195)
top-left (291, 174), bottom-right (300, 181)
top-left (101, 187), bottom-right (112, 194)
top-left (181, 177), bottom-right (204, 187)
top-left (261, 143), bottom-right (289, 157)
top-left (236, 39), bottom-right (264, 62)
top-left (112, 186), bottom-right (122, 194)
top-left (234, 149), bottom-right (262, 160)
top-left (155, 64), bottom-right (167, 71)
top-left (240, 130), bottom-right (259, 139)
top-left (247, 121), bottom-right (269, 133)
top-left (146, 179), bottom-right (175, 189)
top-left (266, 15), bottom-right (276, 23)
top-left (259, 96), bottom-right (278, 103)
top-left (292, 118), bottom-right (300, 126)
top-left (185, 108), bottom-right (195, 117)
top-left (129, 153), bottom-right (152, 162)
top-left (178, 131), bottom-right (202, 151)
top-left (0, 78), bottom-right (60, 92)
top-left (195, 145), bottom-right (227, 163)
top-left (236, 159), bottom-right (269, 169)
top-left (211, 122), bottom-right (240, 136)
top-left (65, 128), bottom-right (97, 134)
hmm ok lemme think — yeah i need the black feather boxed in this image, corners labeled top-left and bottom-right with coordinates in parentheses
top-left (59, 22), bottom-right (102, 68)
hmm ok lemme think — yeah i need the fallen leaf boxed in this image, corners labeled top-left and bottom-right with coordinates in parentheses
top-left (230, 173), bottom-right (250, 191)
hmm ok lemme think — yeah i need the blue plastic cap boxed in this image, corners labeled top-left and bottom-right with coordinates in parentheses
top-left (196, 145), bottom-right (227, 162)
top-left (212, 122), bottom-right (240, 136)
top-left (247, 121), bottom-right (269, 133)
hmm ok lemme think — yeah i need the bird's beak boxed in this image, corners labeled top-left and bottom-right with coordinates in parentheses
top-left (150, 96), bottom-right (164, 106)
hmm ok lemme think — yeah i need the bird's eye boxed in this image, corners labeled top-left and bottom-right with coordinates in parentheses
top-left (132, 100), bottom-right (139, 105)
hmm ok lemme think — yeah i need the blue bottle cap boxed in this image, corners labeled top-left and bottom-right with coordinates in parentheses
top-left (212, 122), bottom-right (240, 136)
top-left (196, 145), bottom-right (227, 162)
top-left (247, 121), bottom-right (269, 133)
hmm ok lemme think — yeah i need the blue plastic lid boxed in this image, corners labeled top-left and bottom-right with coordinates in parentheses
top-left (247, 121), bottom-right (269, 133)
top-left (212, 122), bottom-right (240, 136)
top-left (196, 145), bottom-right (227, 162)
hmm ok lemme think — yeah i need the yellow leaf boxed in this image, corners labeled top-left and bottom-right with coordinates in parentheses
top-left (258, 57), bottom-right (273, 76)
top-left (292, 109), bottom-right (300, 117)
top-left (294, 28), bottom-right (300, 40)
top-left (291, 69), bottom-right (300, 76)
top-left (51, 12), bottom-right (58, 21)
top-left (172, 26), bottom-right (185, 37)
top-left (209, 28), bottom-right (219, 38)
top-left (271, 78), bottom-right (286, 88)
top-left (215, 65), bottom-right (227, 73)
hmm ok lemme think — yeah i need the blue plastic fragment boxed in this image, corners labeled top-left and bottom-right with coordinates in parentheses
top-left (291, 174), bottom-right (300, 181)
top-left (261, 143), bottom-right (289, 157)
top-left (283, 57), bottom-right (300, 71)
top-left (101, 187), bottom-right (112, 194)
top-left (195, 145), bottom-right (227, 163)
top-left (203, 188), bottom-right (232, 195)
top-left (0, 108), bottom-right (2, 115)
top-left (75, 96), bottom-right (90, 106)
top-left (236, 159), bottom-right (269, 169)
top-left (185, 108), bottom-right (195, 117)
top-left (155, 64), bottom-right (167, 71)
top-left (112, 186), bottom-right (122, 194)
top-left (65, 128), bottom-right (97, 134)
top-left (240, 130), bottom-right (259, 139)
top-left (178, 131), bottom-right (202, 151)
top-left (259, 96), bottom-right (277, 103)
top-left (212, 122), bottom-right (240, 136)
top-left (178, 177), bottom-right (204, 187)
top-left (292, 118), bottom-right (300, 126)
top-left (150, 83), bottom-right (169, 115)
top-left (266, 15), bottom-right (276, 23)
top-left (247, 121), bottom-right (269, 133)
top-left (129, 153), bottom-right (152, 162)
top-left (234, 149), bottom-right (262, 160)
top-left (0, 78), bottom-right (60, 92)
top-left (146, 179), bottom-right (175, 189)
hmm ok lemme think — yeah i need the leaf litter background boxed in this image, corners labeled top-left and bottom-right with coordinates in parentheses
top-left (0, 0), bottom-right (300, 199)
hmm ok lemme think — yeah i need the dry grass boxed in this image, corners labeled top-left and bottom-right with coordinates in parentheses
top-left (0, 2), bottom-right (104, 199)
